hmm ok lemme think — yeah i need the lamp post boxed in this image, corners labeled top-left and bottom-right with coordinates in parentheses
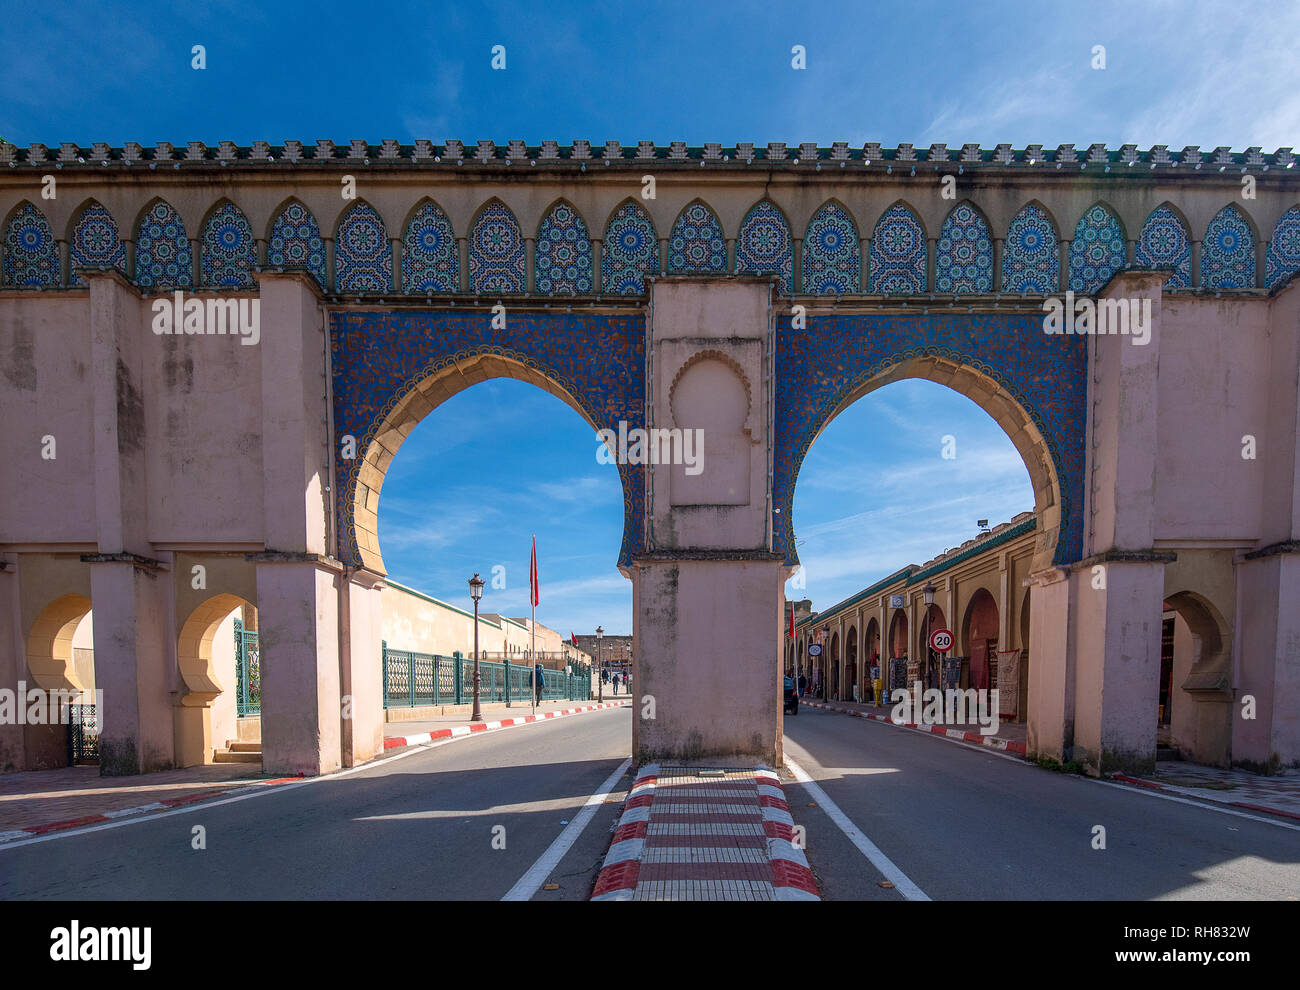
top-left (596, 625), bottom-right (603, 703)
top-left (469, 573), bottom-right (485, 722)
top-left (922, 581), bottom-right (936, 693)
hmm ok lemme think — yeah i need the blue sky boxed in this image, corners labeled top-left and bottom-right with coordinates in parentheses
top-left (5, 1), bottom-right (1289, 633)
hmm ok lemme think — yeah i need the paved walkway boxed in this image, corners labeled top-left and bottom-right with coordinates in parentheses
top-left (801, 698), bottom-right (1028, 754)
top-left (591, 764), bottom-right (819, 901)
top-left (804, 698), bottom-right (1300, 822)
top-left (0, 764), bottom-right (281, 839)
top-left (384, 700), bottom-right (631, 748)
top-left (1112, 761), bottom-right (1300, 822)
top-left (0, 701), bottom-right (630, 843)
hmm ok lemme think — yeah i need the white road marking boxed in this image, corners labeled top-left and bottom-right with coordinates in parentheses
top-left (0, 706), bottom-right (631, 851)
top-left (501, 756), bottom-right (632, 901)
top-left (784, 754), bottom-right (930, 901)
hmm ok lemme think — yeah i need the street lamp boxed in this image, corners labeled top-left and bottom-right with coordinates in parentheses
top-left (922, 581), bottom-right (936, 693)
top-left (469, 573), bottom-right (485, 722)
top-left (596, 625), bottom-right (603, 702)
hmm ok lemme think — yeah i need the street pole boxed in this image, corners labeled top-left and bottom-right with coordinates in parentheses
top-left (469, 573), bottom-right (485, 722)
top-left (596, 625), bottom-right (603, 703)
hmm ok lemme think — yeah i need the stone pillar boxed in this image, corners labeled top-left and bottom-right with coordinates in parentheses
top-left (1026, 566), bottom-right (1074, 759)
top-left (860, 238), bottom-right (871, 292)
top-left (1070, 271), bottom-right (1172, 774)
top-left (658, 237), bottom-right (669, 274)
top-left (190, 237), bottom-right (201, 284)
top-left (389, 237), bottom-right (401, 292)
top-left (1058, 239), bottom-right (1070, 291)
top-left (926, 236), bottom-right (937, 291)
top-left (792, 237), bottom-right (802, 293)
top-left (83, 271), bottom-right (178, 774)
top-left (634, 277), bottom-right (784, 766)
top-left (458, 237), bottom-right (469, 291)
top-left (0, 556), bottom-right (24, 771)
top-left (591, 238), bottom-right (603, 293)
top-left (58, 239), bottom-right (70, 286)
top-left (250, 272), bottom-right (341, 775)
top-left (993, 237), bottom-right (1003, 290)
top-left (323, 238), bottom-right (335, 293)
top-left (1191, 240), bottom-right (1202, 287)
top-left (524, 236), bottom-right (536, 293)
top-left (340, 570), bottom-right (385, 767)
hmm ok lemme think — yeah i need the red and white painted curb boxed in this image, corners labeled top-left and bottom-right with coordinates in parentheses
top-left (0, 774), bottom-right (306, 845)
top-left (590, 763), bottom-right (820, 902)
top-left (1, 701), bottom-right (632, 845)
top-left (1108, 773), bottom-right (1300, 822)
top-left (383, 700), bottom-right (631, 750)
top-left (802, 700), bottom-right (1028, 756)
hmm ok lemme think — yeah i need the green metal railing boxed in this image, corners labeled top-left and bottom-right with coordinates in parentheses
top-left (234, 618), bottom-right (261, 716)
top-left (383, 641), bottom-right (592, 709)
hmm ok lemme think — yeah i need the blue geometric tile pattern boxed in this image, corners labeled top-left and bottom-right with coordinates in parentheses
top-left (1265, 206), bottom-right (1300, 290)
top-left (669, 200), bottom-right (726, 273)
top-left (133, 200), bottom-right (192, 289)
top-left (330, 311), bottom-right (646, 566)
top-left (468, 200), bottom-right (526, 293)
top-left (1134, 205), bottom-right (1191, 288)
top-left (199, 201), bottom-right (256, 287)
top-left (934, 202), bottom-right (992, 293)
top-left (267, 200), bottom-right (326, 287)
top-left (776, 313), bottom-right (1086, 567)
top-left (70, 202), bottom-right (125, 285)
top-left (601, 201), bottom-right (657, 294)
top-left (401, 200), bottom-right (458, 292)
top-left (1001, 204), bottom-right (1058, 292)
top-left (735, 201), bottom-right (793, 292)
top-left (1067, 204), bottom-right (1126, 293)
top-left (1202, 205), bottom-right (1256, 289)
top-left (801, 201), bottom-right (860, 294)
top-left (534, 201), bottom-right (594, 294)
top-left (868, 204), bottom-right (926, 293)
top-left (2, 203), bottom-right (58, 286)
top-left (335, 202), bottom-right (392, 293)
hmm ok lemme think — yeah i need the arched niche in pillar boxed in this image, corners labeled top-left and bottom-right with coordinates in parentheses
top-left (1162, 589), bottom-right (1233, 767)
top-left (666, 351), bottom-right (753, 507)
top-left (26, 593), bottom-right (92, 692)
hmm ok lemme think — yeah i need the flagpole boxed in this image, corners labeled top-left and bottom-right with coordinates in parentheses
top-left (530, 534), bottom-right (537, 717)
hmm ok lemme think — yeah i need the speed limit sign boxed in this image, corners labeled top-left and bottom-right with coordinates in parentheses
top-left (929, 628), bottom-right (954, 653)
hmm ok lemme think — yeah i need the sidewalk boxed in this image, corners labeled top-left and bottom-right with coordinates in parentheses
top-left (801, 698), bottom-right (1028, 755)
top-left (1111, 761), bottom-right (1300, 822)
top-left (0, 763), bottom-right (295, 840)
top-left (0, 700), bottom-right (629, 843)
top-left (383, 699), bottom-right (631, 749)
top-left (591, 764), bottom-right (818, 901)
top-left (804, 698), bottom-right (1300, 822)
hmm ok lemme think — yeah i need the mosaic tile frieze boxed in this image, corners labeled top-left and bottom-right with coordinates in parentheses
top-left (134, 199), bottom-right (192, 289)
top-left (801, 201), bottom-right (860, 294)
top-left (200, 201), bottom-right (256, 287)
top-left (70, 201), bottom-right (126, 285)
top-left (401, 199), bottom-right (458, 292)
top-left (602, 201), bottom-right (657, 294)
top-left (1067, 204), bottom-right (1126, 294)
top-left (335, 201), bottom-right (393, 293)
top-left (331, 310), bottom-right (646, 567)
top-left (2, 202), bottom-right (58, 286)
top-left (1001, 203), bottom-right (1059, 293)
top-left (668, 200), bottom-right (726, 273)
top-left (776, 313), bottom-right (1086, 567)
top-left (1265, 206), bottom-right (1300, 290)
top-left (934, 202), bottom-right (992, 294)
top-left (868, 204), bottom-right (926, 293)
top-left (267, 200), bottom-right (326, 287)
top-left (534, 201), bottom-right (594, 295)
top-left (1134, 205), bottom-right (1191, 288)
top-left (468, 200), bottom-right (526, 293)
top-left (1202, 205), bottom-right (1256, 289)
top-left (735, 200), bottom-right (793, 292)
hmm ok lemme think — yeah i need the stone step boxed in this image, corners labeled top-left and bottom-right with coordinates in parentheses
top-left (226, 741), bottom-right (262, 753)
top-left (214, 750), bottom-right (262, 764)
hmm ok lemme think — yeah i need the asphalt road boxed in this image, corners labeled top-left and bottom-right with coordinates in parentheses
top-left (783, 706), bottom-right (1300, 900)
top-left (0, 708), bottom-right (633, 901)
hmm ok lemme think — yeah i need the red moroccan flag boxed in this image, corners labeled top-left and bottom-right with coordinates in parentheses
top-left (571, 631), bottom-right (578, 648)
top-left (789, 604), bottom-right (795, 639)
top-left (530, 535), bottom-right (540, 607)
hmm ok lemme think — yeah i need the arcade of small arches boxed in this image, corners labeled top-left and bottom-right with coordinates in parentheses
top-left (4, 192), bottom-right (1300, 297)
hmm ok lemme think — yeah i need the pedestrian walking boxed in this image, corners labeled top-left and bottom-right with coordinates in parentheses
top-left (528, 662), bottom-right (545, 705)
top-left (797, 672), bottom-right (807, 697)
